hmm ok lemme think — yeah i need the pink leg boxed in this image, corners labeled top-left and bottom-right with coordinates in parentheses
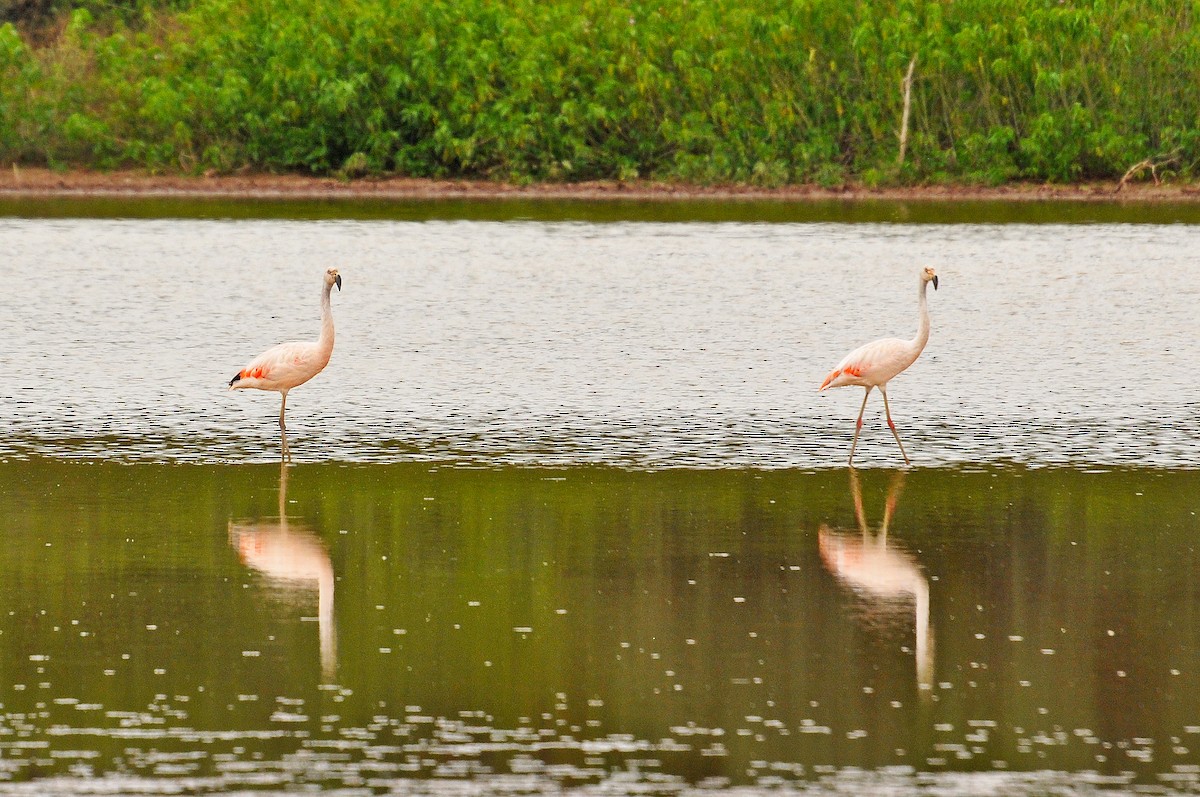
top-left (848, 387), bottom-right (872, 466)
top-left (880, 387), bottom-right (910, 465)
top-left (279, 391), bottom-right (291, 463)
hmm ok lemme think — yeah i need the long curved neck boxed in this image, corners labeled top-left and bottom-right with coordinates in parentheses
top-left (318, 562), bottom-right (336, 679)
top-left (317, 281), bottom-right (335, 354)
top-left (911, 278), bottom-right (931, 352)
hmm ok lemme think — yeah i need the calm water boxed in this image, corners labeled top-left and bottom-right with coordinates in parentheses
top-left (1, 461), bottom-right (1198, 796)
top-left (0, 203), bottom-right (1199, 795)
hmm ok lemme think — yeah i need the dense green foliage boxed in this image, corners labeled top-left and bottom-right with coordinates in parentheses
top-left (2, 0), bottom-right (1198, 184)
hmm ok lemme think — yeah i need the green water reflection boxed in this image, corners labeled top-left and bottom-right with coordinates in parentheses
top-left (6, 195), bottom-right (1200, 223)
top-left (0, 459), bottom-right (1198, 791)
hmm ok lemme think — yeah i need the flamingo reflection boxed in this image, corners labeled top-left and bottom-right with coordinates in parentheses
top-left (818, 470), bottom-right (933, 694)
top-left (228, 463), bottom-right (337, 680)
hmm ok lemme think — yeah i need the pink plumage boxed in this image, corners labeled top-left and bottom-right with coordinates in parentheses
top-left (230, 340), bottom-right (332, 392)
top-left (230, 268), bottom-right (342, 460)
top-left (820, 267), bottom-right (938, 465)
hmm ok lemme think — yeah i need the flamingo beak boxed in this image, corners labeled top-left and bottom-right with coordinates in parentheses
top-left (335, 274), bottom-right (342, 291)
top-left (932, 275), bottom-right (939, 290)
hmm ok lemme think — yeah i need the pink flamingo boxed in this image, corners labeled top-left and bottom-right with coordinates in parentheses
top-left (819, 267), bottom-right (938, 465)
top-left (229, 463), bottom-right (337, 679)
top-left (818, 470), bottom-right (933, 694)
top-left (229, 268), bottom-right (342, 460)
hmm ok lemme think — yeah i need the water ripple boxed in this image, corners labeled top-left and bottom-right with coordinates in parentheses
top-left (1, 218), bottom-right (1197, 468)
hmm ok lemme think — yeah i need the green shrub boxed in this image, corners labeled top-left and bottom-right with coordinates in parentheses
top-left (3, 0), bottom-right (1200, 184)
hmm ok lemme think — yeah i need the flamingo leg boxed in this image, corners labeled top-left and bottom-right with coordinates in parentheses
top-left (880, 387), bottom-right (910, 465)
top-left (849, 467), bottom-right (867, 534)
top-left (848, 387), bottom-right (872, 466)
top-left (880, 471), bottom-right (906, 544)
top-left (279, 391), bottom-right (290, 463)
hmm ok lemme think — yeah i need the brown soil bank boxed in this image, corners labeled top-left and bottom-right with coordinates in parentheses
top-left (2, 168), bottom-right (1200, 202)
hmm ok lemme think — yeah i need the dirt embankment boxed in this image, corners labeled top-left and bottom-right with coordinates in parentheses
top-left (2, 167), bottom-right (1199, 202)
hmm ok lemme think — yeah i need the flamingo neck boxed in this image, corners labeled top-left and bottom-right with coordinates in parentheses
top-left (317, 282), bottom-right (335, 354)
top-left (318, 563), bottom-right (337, 679)
top-left (912, 278), bottom-right (931, 352)
top-left (915, 577), bottom-right (933, 692)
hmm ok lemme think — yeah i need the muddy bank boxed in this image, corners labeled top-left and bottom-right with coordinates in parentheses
top-left (1, 167), bottom-right (1197, 202)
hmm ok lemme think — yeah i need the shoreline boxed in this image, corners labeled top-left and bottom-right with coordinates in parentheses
top-left (3, 167), bottom-right (1200, 202)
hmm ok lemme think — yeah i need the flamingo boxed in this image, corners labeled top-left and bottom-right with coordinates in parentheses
top-left (819, 267), bottom-right (938, 465)
top-left (229, 463), bottom-right (337, 679)
top-left (818, 470), bottom-right (933, 694)
top-left (229, 268), bottom-right (342, 461)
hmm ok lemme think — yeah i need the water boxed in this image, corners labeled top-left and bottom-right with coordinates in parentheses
top-left (0, 203), bottom-right (1198, 795)
top-left (1, 461), bottom-right (1199, 796)
top-left (1, 216), bottom-right (1197, 468)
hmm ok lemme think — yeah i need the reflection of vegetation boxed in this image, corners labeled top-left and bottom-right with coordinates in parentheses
top-left (1, 0), bottom-right (1198, 183)
top-left (1, 460), bottom-right (1199, 783)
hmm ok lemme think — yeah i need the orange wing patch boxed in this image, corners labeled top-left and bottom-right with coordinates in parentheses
top-left (820, 363), bottom-right (869, 390)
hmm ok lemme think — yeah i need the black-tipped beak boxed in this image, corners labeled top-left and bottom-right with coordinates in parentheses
top-left (932, 275), bottom-right (939, 290)
top-left (335, 274), bottom-right (342, 291)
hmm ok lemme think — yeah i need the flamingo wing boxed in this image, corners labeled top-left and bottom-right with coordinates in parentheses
top-left (230, 341), bottom-right (326, 390)
top-left (819, 337), bottom-right (912, 390)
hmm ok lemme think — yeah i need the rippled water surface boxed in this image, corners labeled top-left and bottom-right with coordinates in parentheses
top-left (1, 204), bottom-right (1199, 795)
top-left (1, 215), bottom-right (1197, 467)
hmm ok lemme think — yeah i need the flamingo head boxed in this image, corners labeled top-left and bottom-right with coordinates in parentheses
top-left (921, 266), bottom-right (938, 290)
top-left (325, 268), bottom-right (342, 291)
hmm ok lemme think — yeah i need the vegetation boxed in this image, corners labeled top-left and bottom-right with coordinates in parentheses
top-left (2, 0), bottom-right (1198, 185)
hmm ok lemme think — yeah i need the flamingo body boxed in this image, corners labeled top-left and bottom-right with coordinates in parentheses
top-left (229, 339), bottom-right (332, 393)
top-left (230, 268), bottom-right (341, 460)
top-left (819, 336), bottom-right (922, 392)
top-left (820, 267), bottom-right (938, 465)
